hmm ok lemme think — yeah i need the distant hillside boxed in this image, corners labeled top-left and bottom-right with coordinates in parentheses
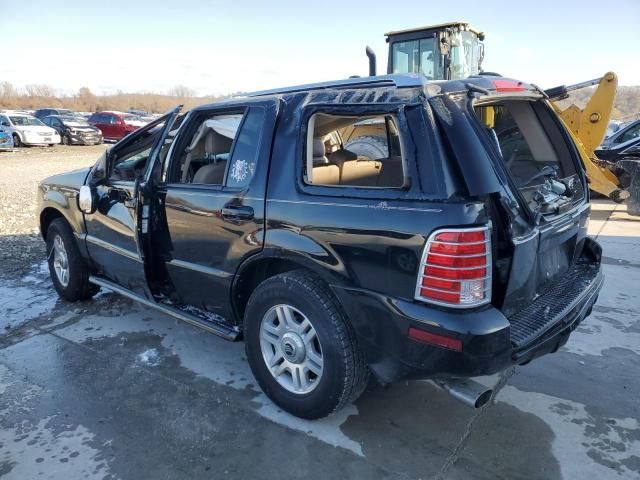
top-left (557, 85), bottom-right (640, 123)
top-left (0, 83), bottom-right (225, 113)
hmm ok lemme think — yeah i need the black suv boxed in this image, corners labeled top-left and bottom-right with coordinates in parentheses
top-left (37, 74), bottom-right (603, 419)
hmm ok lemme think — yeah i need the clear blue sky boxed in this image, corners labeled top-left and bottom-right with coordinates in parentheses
top-left (1, 0), bottom-right (639, 96)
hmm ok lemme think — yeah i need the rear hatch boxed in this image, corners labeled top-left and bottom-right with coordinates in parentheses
top-left (432, 84), bottom-right (596, 328)
top-left (472, 92), bottom-right (598, 322)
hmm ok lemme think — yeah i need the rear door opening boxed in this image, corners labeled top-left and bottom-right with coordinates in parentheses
top-left (472, 97), bottom-right (592, 320)
top-left (474, 99), bottom-right (586, 221)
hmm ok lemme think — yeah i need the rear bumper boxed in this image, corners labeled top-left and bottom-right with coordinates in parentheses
top-left (332, 260), bottom-right (603, 384)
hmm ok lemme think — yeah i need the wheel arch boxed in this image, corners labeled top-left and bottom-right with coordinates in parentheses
top-left (231, 250), bottom-right (345, 327)
top-left (39, 206), bottom-right (81, 241)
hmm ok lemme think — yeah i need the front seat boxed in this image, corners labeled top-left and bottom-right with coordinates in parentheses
top-left (192, 130), bottom-right (233, 184)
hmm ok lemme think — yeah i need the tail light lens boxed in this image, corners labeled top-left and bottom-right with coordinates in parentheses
top-left (414, 227), bottom-right (491, 308)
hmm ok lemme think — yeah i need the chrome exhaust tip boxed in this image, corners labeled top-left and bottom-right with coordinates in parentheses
top-left (435, 378), bottom-right (493, 409)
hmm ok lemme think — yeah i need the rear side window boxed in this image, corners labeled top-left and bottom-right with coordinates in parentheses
top-left (305, 113), bottom-right (406, 188)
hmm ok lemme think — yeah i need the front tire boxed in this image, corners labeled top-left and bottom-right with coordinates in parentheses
top-left (244, 270), bottom-right (369, 419)
top-left (12, 133), bottom-right (22, 147)
top-left (46, 218), bottom-right (98, 301)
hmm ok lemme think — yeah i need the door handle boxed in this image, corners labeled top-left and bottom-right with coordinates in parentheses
top-left (221, 205), bottom-right (254, 220)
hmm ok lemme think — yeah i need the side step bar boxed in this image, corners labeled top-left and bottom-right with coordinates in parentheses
top-left (89, 275), bottom-right (239, 341)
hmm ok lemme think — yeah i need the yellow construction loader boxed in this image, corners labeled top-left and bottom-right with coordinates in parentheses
top-left (364, 22), bottom-right (631, 204)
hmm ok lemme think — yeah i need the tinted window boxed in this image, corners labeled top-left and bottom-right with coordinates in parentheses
top-left (391, 38), bottom-right (440, 79)
top-left (109, 123), bottom-right (165, 182)
top-left (0, 116), bottom-right (10, 126)
top-left (618, 124), bottom-right (640, 144)
top-left (226, 108), bottom-right (266, 188)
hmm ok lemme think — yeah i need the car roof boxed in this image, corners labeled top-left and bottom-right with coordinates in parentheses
top-left (47, 114), bottom-right (84, 119)
top-left (193, 73), bottom-right (538, 112)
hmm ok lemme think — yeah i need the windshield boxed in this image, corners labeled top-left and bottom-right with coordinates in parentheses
top-left (59, 116), bottom-right (90, 127)
top-left (10, 116), bottom-right (45, 126)
top-left (391, 38), bottom-right (441, 80)
top-left (449, 31), bottom-right (482, 79)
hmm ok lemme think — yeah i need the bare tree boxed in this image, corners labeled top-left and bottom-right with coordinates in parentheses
top-left (0, 81), bottom-right (18, 98)
top-left (25, 84), bottom-right (56, 97)
top-left (167, 85), bottom-right (196, 98)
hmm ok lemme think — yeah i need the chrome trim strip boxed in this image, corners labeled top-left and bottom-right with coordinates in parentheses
top-left (431, 239), bottom-right (490, 246)
top-left (422, 274), bottom-right (492, 282)
top-left (422, 264), bottom-right (489, 271)
top-left (166, 259), bottom-right (233, 279)
top-left (268, 198), bottom-right (442, 213)
top-left (419, 284), bottom-right (491, 295)
top-left (426, 252), bottom-right (488, 259)
top-left (414, 226), bottom-right (492, 309)
top-left (85, 235), bottom-right (141, 262)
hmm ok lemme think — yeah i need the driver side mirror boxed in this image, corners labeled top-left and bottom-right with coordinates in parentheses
top-left (79, 185), bottom-right (97, 214)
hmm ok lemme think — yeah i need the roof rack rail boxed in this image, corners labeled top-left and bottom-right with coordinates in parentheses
top-left (244, 74), bottom-right (425, 97)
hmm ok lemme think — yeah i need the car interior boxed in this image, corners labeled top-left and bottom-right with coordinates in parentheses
top-left (306, 113), bottom-right (405, 188)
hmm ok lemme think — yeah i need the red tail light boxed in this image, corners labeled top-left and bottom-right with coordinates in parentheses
top-left (414, 227), bottom-right (491, 308)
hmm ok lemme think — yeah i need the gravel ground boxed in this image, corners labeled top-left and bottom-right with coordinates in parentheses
top-left (0, 145), bottom-right (107, 279)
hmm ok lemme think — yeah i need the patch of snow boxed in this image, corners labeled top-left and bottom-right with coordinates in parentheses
top-left (136, 348), bottom-right (160, 367)
top-left (0, 284), bottom-right (56, 331)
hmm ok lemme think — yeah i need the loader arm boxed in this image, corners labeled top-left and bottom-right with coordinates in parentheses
top-left (548, 72), bottom-right (628, 201)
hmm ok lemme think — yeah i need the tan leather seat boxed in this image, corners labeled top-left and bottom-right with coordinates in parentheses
top-left (340, 158), bottom-right (382, 186)
top-left (311, 138), bottom-right (339, 185)
top-left (192, 130), bottom-right (232, 184)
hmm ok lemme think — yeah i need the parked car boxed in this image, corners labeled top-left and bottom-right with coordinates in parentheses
top-left (600, 119), bottom-right (640, 150)
top-left (37, 74), bottom-right (603, 419)
top-left (42, 115), bottom-right (103, 145)
top-left (0, 113), bottom-right (60, 147)
top-left (88, 111), bottom-right (146, 141)
top-left (596, 136), bottom-right (640, 162)
top-left (34, 108), bottom-right (78, 120)
top-left (0, 129), bottom-right (13, 150)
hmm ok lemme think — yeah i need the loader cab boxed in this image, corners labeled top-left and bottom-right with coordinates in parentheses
top-left (386, 22), bottom-right (484, 80)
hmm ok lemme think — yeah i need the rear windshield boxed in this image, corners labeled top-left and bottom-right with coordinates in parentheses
top-left (474, 100), bottom-right (584, 214)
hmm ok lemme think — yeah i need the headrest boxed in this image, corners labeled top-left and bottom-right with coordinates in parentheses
top-left (329, 148), bottom-right (358, 165)
top-left (205, 130), bottom-right (233, 155)
top-left (313, 138), bottom-right (325, 158)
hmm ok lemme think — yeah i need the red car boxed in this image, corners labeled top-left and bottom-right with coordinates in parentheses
top-left (88, 111), bottom-right (146, 141)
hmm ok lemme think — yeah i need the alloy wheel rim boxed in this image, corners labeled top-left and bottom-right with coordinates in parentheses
top-left (52, 234), bottom-right (70, 287)
top-left (259, 304), bottom-right (323, 395)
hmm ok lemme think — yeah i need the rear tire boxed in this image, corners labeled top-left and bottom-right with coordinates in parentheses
top-left (12, 133), bottom-right (22, 147)
top-left (244, 270), bottom-right (369, 419)
top-left (46, 218), bottom-right (99, 301)
top-left (344, 135), bottom-right (388, 160)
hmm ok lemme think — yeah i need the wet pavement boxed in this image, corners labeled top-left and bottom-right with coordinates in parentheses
top-left (0, 199), bottom-right (639, 479)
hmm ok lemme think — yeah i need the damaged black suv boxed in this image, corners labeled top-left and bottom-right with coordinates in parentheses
top-left (37, 74), bottom-right (603, 419)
